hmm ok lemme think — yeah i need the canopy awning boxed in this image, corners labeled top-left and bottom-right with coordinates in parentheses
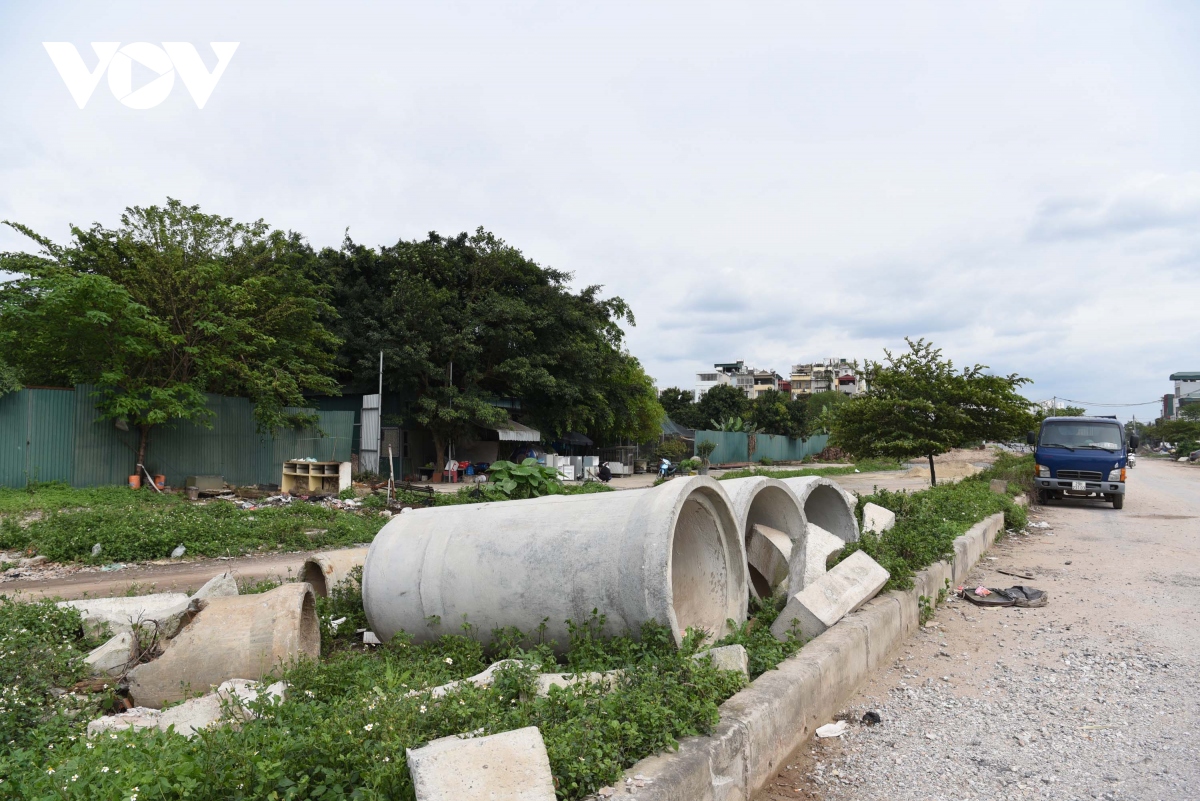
top-left (481, 420), bottom-right (542, 442)
top-left (557, 431), bottom-right (593, 446)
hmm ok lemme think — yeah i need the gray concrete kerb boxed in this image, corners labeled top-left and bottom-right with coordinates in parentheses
top-left (612, 509), bottom-right (1010, 801)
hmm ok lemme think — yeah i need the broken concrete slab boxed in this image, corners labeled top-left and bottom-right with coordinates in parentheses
top-left (692, 644), bottom-right (749, 679)
top-left (792, 523), bottom-right (845, 594)
top-left (406, 725), bottom-right (556, 801)
top-left (192, 570), bottom-right (238, 601)
top-left (770, 550), bottom-right (889, 642)
top-left (407, 659), bottom-right (525, 699)
top-left (127, 583), bottom-right (318, 708)
top-left (861, 503), bottom-right (896, 534)
top-left (59, 593), bottom-right (191, 637)
top-left (87, 679), bottom-right (286, 738)
top-left (85, 631), bottom-right (136, 677)
top-left (746, 524), bottom-right (792, 596)
top-left (990, 478), bottom-right (1008, 494)
top-left (534, 670), bottom-right (622, 696)
top-left (302, 547), bottom-right (368, 597)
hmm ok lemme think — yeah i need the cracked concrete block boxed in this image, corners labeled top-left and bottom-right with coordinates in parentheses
top-left (746, 524), bottom-right (792, 595)
top-left (128, 583), bottom-right (318, 708)
top-left (59, 593), bottom-right (191, 637)
top-left (87, 679), bottom-right (286, 738)
top-left (770, 550), bottom-right (889, 642)
top-left (692, 644), bottom-right (749, 679)
top-left (990, 479), bottom-right (1008, 494)
top-left (406, 726), bottom-right (556, 801)
top-left (861, 503), bottom-right (895, 534)
top-left (192, 570), bottom-right (238, 601)
top-left (535, 670), bottom-right (622, 696)
top-left (407, 659), bottom-right (525, 699)
top-left (85, 631), bottom-right (136, 676)
top-left (794, 524), bottom-right (845, 593)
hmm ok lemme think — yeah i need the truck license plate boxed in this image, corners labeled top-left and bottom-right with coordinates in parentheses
top-left (1071, 481), bottom-right (1086, 491)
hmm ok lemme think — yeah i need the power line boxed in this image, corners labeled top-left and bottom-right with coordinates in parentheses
top-left (1055, 397), bottom-right (1163, 408)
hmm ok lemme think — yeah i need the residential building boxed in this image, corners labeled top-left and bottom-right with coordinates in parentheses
top-left (694, 370), bottom-right (731, 399)
top-left (750, 370), bottom-right (783, 399)
top-left (789, 358), bottom-right (864, 399)
top-left (1167, 371), bottom-right (1200, 419)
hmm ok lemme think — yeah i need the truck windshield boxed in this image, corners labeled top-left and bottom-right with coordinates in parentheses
top-left (1039, 421), bottom-right (1123, 451)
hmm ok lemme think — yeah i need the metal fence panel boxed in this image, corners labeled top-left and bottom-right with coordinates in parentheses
top-left (0, 392), bottom-right (28, 487)
top-left (694, 430), bottom-right (829, 465)
top-left (28, 389), bottom-right (76, 483)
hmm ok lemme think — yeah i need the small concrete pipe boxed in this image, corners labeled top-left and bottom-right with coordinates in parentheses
top-left (302, 547), bottom-right (369, 597)
top-left (720, 476), bottom-right (808, 599)
top-left (362, 476), bottom-right (747, 650)
top-left (128, 583), bottom-right (320, 708)
top-left (778, 476), bottom-right (859, 595)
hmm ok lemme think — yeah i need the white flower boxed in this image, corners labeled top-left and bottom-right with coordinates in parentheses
top-left (46, 768), bottom-right (54, 775)
top-left (364, 723), bottom-right (374, 732)
top-left (304, 690), bottom-right (314, 698)
top-left (444, 657), bottom-right (453, 665)
top-left (71, 775), bottom-right (78, 781)
top-left (101, 766), bottom-right (109, 773)
top-left (419, 705), bottom-right (427, 714)
top-left (383, 756), bottom-right (390, 763)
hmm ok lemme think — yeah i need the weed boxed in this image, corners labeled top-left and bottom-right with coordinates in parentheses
top-left (918, 595), bottom-right (933, 626)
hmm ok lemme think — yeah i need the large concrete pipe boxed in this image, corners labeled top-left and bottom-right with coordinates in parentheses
top-left (128, 583), bottom-right (320, 708)
top-left (302, 547), bottom-right (369, 597)
top-left (720, 476), bottom-right (807, 599)
top-left (778, 476), bottom-right (860, 596)
top-left (362, 476), bottom-right (747, 650)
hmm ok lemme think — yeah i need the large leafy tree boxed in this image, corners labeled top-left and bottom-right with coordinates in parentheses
top-left (0, 200), bottom-right (340, 471)
top-left (831, 338), bottom-right (1032, 484)
top-left (324, 228), bottom-right (662, 467)
top-left (658, 387), bottom-right (704, 429)
top-left (748, 389), bottom-right (808, 438)
top-left (696, 384), bottom-right (749, 430)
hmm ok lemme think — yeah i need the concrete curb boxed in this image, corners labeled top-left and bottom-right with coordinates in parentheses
top-left (622, 510), bottom-right (1008, 801)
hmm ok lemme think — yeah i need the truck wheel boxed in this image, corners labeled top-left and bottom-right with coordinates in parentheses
top-left (1112, 493), bottom-right (1124, 510)
top-left (1035, 489), bottom-right (1048, 506)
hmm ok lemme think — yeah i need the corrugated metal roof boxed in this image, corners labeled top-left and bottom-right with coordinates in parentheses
top-left (485, 420), bottom-right (541, 442)
top-left (1170, 372), bottom-right (1200, 381)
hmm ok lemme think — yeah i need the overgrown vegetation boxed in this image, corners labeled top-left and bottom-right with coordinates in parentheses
top-left (715, 459), bottom-right (901, 481)
top-left (840, 460), bottom-right (1028, 592)
top-left (713, 595), bottom-right (803, 679)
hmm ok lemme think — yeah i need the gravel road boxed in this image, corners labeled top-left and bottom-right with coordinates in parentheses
top-left (757, 458), bottom-right (1200, 801)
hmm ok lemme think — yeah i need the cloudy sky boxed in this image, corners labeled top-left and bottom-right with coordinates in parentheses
top-left (2, 1), bottom-right (1197, 421)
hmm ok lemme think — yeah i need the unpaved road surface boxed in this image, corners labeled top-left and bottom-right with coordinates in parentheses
top-left (757, 457), bottom-right (1200, 801)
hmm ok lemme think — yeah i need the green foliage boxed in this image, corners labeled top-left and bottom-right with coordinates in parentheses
top-left (715, 460), bottom-right (901, 481)
top-left (714, 596), bottom-right (803, 679)
top-left (653, 437), bottom-right (689, 463)
top-left (918, 595), bottom-right (934, 626)
top-left (1180, 405), bottom-right (1200, 421)
top-left (695, 384), bottom-right (749, 430)
top-left (677, 459), bottom-right (699, 472)
top-left (2, 610), bottom-right (746, 801)
top-left (841, 476), bottom-right (1026, 591)
top-left (658, 387), bottom-right (704, 429)
top-left (803, 391), bottom-right (848, 436)
top-left (0, 597), bottom-right (103, 750)
top-left (758, 456), bottom-right (773, 466)
top-left (486, 458), bottom-right (563, 499)
top-left (0, 485), bottom-right (383, 563)
top-left (747, 389), bottom-right (807, 438)
top-left (315, 567), bottom-right (369, 655)
top-left (975, 452), bottom-right (1036, 498)
top-left (831, 338), bottom-right (1032, 484)
top-left (695, 439), bottom-right (717, 465)
top-left (324, 228), bottom-right (661, 457)
top-left (0, 201), bottom-right (340, 470)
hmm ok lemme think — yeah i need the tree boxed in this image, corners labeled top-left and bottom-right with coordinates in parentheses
top-left (748, 389), bottom-right (807, 438)
top-left (695, 384), bottom-right (749, 431)
top-left (0, 201), bottom-right (339, 472)
top-left (659, 387), bottom-right (703, 429)
top-left (804, 391), bottom-right (848, 437)
top-left (1180, 405), bottom-right (1200, 421)
top-left (831, 338), bottom-right (1032, 485)
top-left (1033, 404), bottom-right (1086, 424)
top-left (323, 228), bottom-right (661, 467)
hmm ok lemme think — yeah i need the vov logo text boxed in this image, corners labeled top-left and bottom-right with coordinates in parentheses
top-left (43, 42), bottom-right (239, 109)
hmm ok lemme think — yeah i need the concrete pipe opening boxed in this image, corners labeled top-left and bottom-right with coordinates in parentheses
top-left (721, 477), bottom-right (807, 599)
top-left (362, 476), bottom-right (746, 651)
top-left (302, 548), bottom-right (368, 598)
top-left (781, 476), bottom-right (859, 544)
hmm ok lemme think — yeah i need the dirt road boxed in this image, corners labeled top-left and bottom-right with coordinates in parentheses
top-left (756, 457), bottom-right (1200, 800)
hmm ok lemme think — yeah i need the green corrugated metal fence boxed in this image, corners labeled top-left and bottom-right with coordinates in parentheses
top-left (0, 385), bottom-right (353, 488)
top-left (694, 430), bottom-right (829, 464)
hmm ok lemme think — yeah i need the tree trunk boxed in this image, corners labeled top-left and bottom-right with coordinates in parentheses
top-left (432, 435), bottom-right (446, 484)
top-left (927, 453), bottom-right (937, 487)
top-left (136, 424), bottom-right (152, 478)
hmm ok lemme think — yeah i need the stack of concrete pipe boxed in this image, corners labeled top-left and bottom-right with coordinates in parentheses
top-left (362, 476), bottom-right (748, 649)
top-left (720, 475), bottom-right (860, 600)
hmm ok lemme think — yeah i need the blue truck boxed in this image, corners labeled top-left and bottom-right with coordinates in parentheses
top-left (1027, 416), bottom-right (1139, 509)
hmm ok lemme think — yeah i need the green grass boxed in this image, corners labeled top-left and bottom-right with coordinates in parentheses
top-left (838, 461), bottom-right (1028, 592)
top-left (715, 459), bottom-right (902, 481)
top-left (0, 484), bottom-right (384, 564)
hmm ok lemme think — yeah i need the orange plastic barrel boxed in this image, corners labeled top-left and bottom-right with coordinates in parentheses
top-left (153, 474), bottom-right (166, 490)
top-left (128, 474), bottom-right (141, 489)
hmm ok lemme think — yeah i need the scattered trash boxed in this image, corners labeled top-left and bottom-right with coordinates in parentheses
top-left (363, 631), bottom-right (381, 645)
top-left (998, 568), bottom-right (1036, 580)
top-left (329, 616), bottom-right (347, 633)
top-left (100, 563), bottom-right (125, 572)
top-left (960, 585), bottom-right (1048, 608)
top-left (91, 543), bottom-right (103, 558)
top-left (862, 710), bottom-right (882, 725)
top-left (816, 720), bottom-right (850, 738)
top-left (170, 545), bottom-right (187, 559)
top-left (1028, 521), bottom-right (1051, 530)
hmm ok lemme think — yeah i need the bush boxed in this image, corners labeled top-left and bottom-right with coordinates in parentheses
top-left (486, 458), bottom-right (562, 499)
top-left (758, 456), bottom-right (773, 466)
top-left (653, 437), bottom-right (689, 463)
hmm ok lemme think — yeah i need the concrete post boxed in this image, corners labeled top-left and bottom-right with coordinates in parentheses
top-left (362, 476), bottom-right (747, 650)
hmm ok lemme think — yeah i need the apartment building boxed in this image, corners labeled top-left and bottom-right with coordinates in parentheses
top-left (789, 358), bottom-right (863, 399)
top-left (1166, 371), bottom-right (1200, 420)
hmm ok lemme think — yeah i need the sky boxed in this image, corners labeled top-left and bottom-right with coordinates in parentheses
top-left (2, 1), bottom-right (1198, 423)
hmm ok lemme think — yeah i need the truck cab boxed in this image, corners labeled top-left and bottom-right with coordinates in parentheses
top-left (1027, 416), bottom-right (1138, 509)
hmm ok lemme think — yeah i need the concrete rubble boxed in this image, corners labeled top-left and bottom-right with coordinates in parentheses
top-left (128, 582), bottom-right (319, 707)
top-left (406, 725), bottom-right (557, 801)
top-left (797, 523), bottom-right (847, 592)
top-left (59, 592), bottom-right (193, 637)
top-left (771, 550), bottom-right (889, 642)
top-left (692, 644), bottom-right (750, 679)
top-left (86, 679), bottom-right (286, 739)
top-left (84, 630), bottom-right (136, 677)
top-left (409, 659), bottom-right (624, 699)
top-left (861, 502), bottom-right (896, 534)
top-left (720, 476), bottom-right (807, 599)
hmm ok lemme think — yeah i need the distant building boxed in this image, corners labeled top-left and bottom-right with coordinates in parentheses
top-left (790, 358), bottom-right (864, 399)
top-left (1168, 371), bottom-right (1200, 419)
top-left (694, 361), bottom-right (786, 399)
